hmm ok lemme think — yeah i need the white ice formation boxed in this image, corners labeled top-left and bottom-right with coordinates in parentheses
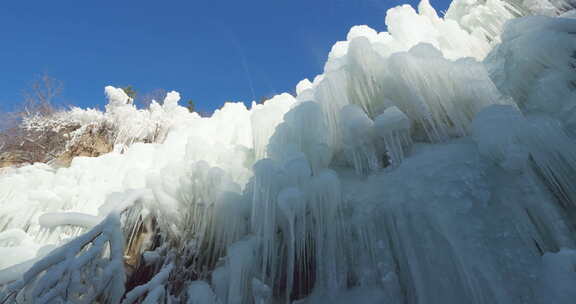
top-left (1, 0), bottom-right (576, 303)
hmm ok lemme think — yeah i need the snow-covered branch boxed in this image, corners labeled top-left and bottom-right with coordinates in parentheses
top-left (0, 214), bottom-right (125, 304)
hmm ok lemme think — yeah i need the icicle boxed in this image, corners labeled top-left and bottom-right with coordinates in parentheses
top-left (313, 69), bottom-right (350, 149)
top-left (225, 237), bottom-right (258, 304)
top-left (339, 105), bottom-right (380, 174)
top-left (374, 106), bottom-right (412, 166)
top-left (251, 93), bottom-right (296, 160)
top-left (278, 187), bottom-right (305, 303)
top-left (251, 159), bottom-right (284, 286)
top-left (283, 153), bottom-right (312, 188)
top-left (305, 169), bottom-right (346, 294)
top-left (212, 191), bottom-right (250, 256)
top-left (445, 0), bottom-right (521, 42)
top-left (268, 102), bottom-right (333, 174)
top-left (346, 36), bottom-right (386, 117)
top-left (473, 105), bottom-right (576, 208)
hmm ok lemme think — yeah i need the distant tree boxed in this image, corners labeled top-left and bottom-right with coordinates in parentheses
top-left (122, 86), bottom-right (137, 103)
top-left (186, 99), bottom-right (195, 113)
top-left (137, 88), bottom-right (167, 109)
top-left (22, 72), bottom-right (63, 116)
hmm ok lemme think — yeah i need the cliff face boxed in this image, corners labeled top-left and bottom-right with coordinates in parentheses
top-left (51, 125), bottom-right (114, 167)
top-left (0, 123), bottom-right (113, 169)
top-left (0, 151), bottom-right (29, 168)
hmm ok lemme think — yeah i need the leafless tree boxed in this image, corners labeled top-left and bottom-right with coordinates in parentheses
top-left (0, 73), bottom-right (70, 167)
top-left (21, 72), bottom-right (63, 116)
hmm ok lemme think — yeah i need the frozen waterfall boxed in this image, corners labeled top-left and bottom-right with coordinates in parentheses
top-left (1, 0), bottom-right (576, 303)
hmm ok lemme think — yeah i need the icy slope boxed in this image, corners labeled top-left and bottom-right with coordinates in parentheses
top-left (1, 0), bottom-right (576, 303)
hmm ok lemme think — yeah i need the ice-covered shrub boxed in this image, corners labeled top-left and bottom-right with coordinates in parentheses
top-left (0, 214), bottom-right (125, 304)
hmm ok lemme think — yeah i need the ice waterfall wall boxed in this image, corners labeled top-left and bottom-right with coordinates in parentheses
top-left (1, 0), bottom-right (576, 303)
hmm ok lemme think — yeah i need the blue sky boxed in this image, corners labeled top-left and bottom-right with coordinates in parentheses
top-left (0, 0), bottom-right (450, 113)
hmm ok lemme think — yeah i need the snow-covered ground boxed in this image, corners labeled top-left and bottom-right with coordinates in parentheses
top-left (1, 0), bottom-right (576, 303)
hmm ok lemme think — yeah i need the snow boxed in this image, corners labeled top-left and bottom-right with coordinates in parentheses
top-left (0, 214), bottom-right (125, 304)
top-left (39, 212), bottom-right (103, 229)
top-left (0, 229), bottom-right (40, 271)
top-left (1, 0), bottom-right (576, 303)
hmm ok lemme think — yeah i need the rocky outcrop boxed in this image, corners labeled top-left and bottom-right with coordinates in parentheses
top-left (52, 125), bottom-right (114, 167)
top-left (0, 123), bottom-right (114, 169)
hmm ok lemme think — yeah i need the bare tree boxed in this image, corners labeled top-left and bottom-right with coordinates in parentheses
top-left (21, 72), bottom-right (63, 116)
top-left (0, 73), bottom-right (69, 167)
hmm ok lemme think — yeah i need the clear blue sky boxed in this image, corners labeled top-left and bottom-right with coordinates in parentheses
top-left (0, 0), bottom-right (449, 113)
